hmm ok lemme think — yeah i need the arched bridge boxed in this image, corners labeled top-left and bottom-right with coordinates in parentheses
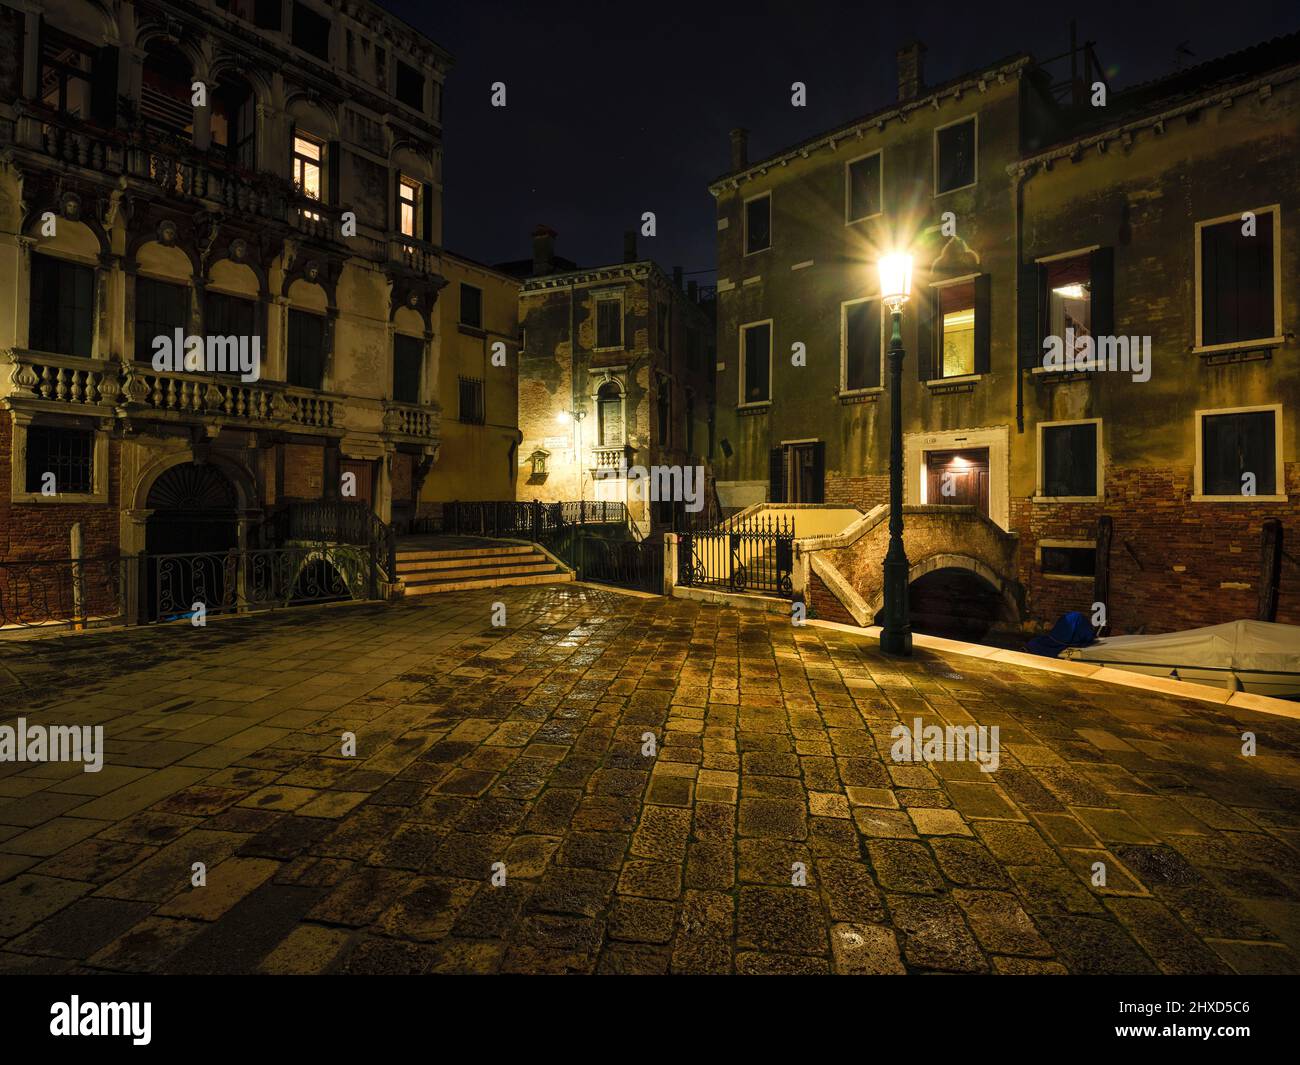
top-left (795, 504), bottom-right (1023, 631)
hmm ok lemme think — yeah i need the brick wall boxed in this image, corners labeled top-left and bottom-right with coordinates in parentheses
top-left (282, 443), bottom-right (325, 499)
top-left (0, 417), bottom-right (121, 562)
top-left (1013, 462), bottom-right (1300, 634)
top-left (808, 570), bottom-right (860, 626)
top-left (826, 474), bottom-right (888, 510)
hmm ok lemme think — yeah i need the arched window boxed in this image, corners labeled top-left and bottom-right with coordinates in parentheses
top-left (597, 382), bottom-right (623, 447)
top-left (141, 42), bottom-right (194, 141)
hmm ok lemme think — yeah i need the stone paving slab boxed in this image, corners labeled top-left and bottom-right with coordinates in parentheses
top-left (0, 586), bottom-right (1298, 974)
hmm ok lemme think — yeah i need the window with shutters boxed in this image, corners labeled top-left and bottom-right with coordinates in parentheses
top-left (293, 133), bottom-right (324, 201)
top-left (1195, 207), bottom-right (1280, 349)
top-left (292, 2), bottom-right (331, 60)
top-left (744, 193), bottom-right (771, 254)
top-left (39, 27), bottom-right (95, 118)
top-left (598, 382), bottom-right (623, 446)
top-left (459, 284), bottom-right (482, 329)
top-left (398, 176), bottom-right (419, 237)
top-left (1038, 420), bottom-right (1101, 500)
top-left (29, 255), bottom-right (94, 357)
top-left (842, 298), bottom-right (882, 392)
top-left (846, 152), bottom-right (882, 223)
top-left (595, 295), bottom-right (622, 349)
top-left (135, 278), bottom-right (189, 362)
top-left (458, 376), bottom-right (485, 424)
top-left (740, 321), bottom-right (772, 405)
top-left (286, 309), bottom-right (326, 389)
top-left (935, 116), bottom-right (976, 195)
top-left (1197, 406), bottom-right (1281, 499)
top-left (1044, 254), bottom-right (1092, 347)
top-left (395, 60), bottom-right (424, 111)
top-left (937, 279), bottom-right (976, 378)
top-left (25, 426), bottom-right (95, 495)
top-left (393, 334), bottom-right (423, 404)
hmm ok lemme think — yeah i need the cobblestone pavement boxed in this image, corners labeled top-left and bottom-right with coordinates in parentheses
top-left (2, 585), bottom-right (1299, 975)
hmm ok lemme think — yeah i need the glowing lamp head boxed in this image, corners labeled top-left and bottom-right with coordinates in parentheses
top-left (556, 411), bottom-right (571, 425)
top-left (878, 253), bottom-right (913, 312)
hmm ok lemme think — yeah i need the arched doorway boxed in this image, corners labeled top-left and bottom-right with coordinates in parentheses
top-left (145, 463), bottom-right (238, 620)
top-left (904, 566), bottom-right (1011, 642)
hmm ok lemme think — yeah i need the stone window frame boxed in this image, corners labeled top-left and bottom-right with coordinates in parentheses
top-left (839, 295), bottom-right (885, 397)
top-left (738, 317), bottom-right (774, 409)
top-left (27, 247), bottom-right (102, 360)
top-left (1034, 417), bottom-right (1104, 503)
top-left (928, 271), bottom-right (983, 384)
top-left (933, 113), bottom-right (978, 197)
top-left (9, 411), bottom-right (110, 505)
top-left (1193, 402), bottom-right (1286, 503)
top-left (1192, 203), bottom-right (1283, 355)
top-left (1037, 538), bottom-right (1097, 583)
top-left (844, 148), bottom-right (884, 225)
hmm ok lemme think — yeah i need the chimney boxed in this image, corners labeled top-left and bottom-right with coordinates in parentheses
top-left (531, 224), bottom-right (557, 276)
top-left (623, 230), bottom-right (638, 263)
top-left (688, 279), bottom-right (698, 303)
top-left (897, 41), bottom-right (926, 102)
top-left (673, 265), bottom-right (683, 291)
top-left (729, 127), bottom-right (749, 171)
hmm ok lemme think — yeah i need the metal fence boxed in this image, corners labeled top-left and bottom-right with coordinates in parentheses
top-left (576, 534), bottom-right (663, 594)
top-left (428, 500), bottom-right (629, 540)
top-left (280, 501), bottom-right (396, 580)
top-left (1, 543), bottom-right (378, 633)
top-left (677, 514), bottom-right (794, 597)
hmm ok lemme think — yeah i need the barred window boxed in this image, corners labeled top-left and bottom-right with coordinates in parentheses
top-left (458, 376), bottom-right (485, 424)
top-left (26, 426), bottom-right (94, 494)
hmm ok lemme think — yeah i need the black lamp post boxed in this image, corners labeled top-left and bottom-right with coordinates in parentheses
top-left (878, 254), bottom-right (913, 656)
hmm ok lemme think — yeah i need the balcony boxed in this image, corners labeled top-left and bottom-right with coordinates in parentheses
top-left (383, 400), bottom-right (441, 443)
top-left (3, 349), bottom-right (339, 432)
top-left (389, 236), bottom-right (442, 276)
top-left (590, 444), bottom-right (635, 474)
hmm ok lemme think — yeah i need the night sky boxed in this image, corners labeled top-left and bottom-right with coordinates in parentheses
top-left (381, 0), bottom-right (1299, 279)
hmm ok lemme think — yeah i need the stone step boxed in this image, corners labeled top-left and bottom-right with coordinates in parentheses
top-left (403, 571), bottom-right (574, 595)
top-left (397, 552), bottom-right (545, 573)
top-left (401, 561), bottom-right (559, 582)
top-left (396, 545), bottom-right (536, 562)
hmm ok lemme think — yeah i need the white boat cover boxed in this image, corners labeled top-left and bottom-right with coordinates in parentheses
top-left (1063, 620), bottom-right (1300, 673)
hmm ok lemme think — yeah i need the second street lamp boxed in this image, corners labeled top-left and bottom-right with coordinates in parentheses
top-left (878, 253), bottom-right (914, 656)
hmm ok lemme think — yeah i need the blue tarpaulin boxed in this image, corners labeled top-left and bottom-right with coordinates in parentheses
top-left (1027, 611), bottom-right (1096, 658)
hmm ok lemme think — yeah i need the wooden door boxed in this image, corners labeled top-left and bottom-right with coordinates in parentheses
top-left (926, 448), bottom-right (989, 516)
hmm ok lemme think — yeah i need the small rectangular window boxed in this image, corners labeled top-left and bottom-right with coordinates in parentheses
top-left (135, 278), bottom-right (189, 362)
top-left (398, 177), bottom-right (419, 238)
top-left (1202, 410), bottom-right (1276, 496)
top-left (291, 2), bottom-right (330, 60)
top-left (458, 376), bottom-right (485, 424)
top-left (1041, 546), bottom-right (1096, 578)
top-left (25, 426), bottom-right (94, 494)
top-left (1200, 212), bottom-right (1275, 346)
top-left (741, 322), bottom-right (771, 404)
top-left (847, 153), bottom-right (882, 222)
top-left (745, 195), bottom-right (771, 254)
top-left (596, 298), bottom-right (622, 349)
top-left (395, 60), bottom-right (424, 111)
top-left (29, 254), bottom-right (94, 357)
top-left (843, 300), bottom-right (881, 391)
top-left (459, 283), bottom-right (482, 329)
top-left (393, 334), bottom-right (422, 404)
top-left (938, 280), bottom-right (976, 377)
top-left (1041, 422), bottom-right (1098, 498)
top-left (286, 308), bottom-right (326, 389)
top-left (936, 118), bottom-right (976, 194)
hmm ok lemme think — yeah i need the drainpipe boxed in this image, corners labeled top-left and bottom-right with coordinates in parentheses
top-left (1014, 165), bottom-right (1026, 434)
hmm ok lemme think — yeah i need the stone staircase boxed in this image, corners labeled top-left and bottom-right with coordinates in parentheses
top-left (396, 540), bottom-right (573, 596)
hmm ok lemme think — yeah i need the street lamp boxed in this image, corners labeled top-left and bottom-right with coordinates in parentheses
top-left (878, 253), bottom-right (914, 656)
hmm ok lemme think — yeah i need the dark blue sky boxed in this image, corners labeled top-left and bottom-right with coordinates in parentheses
top-left (381, 0), bottom-right (1299, 278)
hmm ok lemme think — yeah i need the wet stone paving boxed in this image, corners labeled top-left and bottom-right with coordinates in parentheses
top-left (1, 585), bottom-right (1299, 975)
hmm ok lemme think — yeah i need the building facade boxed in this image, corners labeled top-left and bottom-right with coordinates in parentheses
top-left (511, 227), bottom-right (715, 538)
top-left (709, 36), bottom-right (1300, 634)
top-left (0, 0), bottom-right (454, 575)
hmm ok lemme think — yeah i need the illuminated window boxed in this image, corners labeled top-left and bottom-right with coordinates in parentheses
top-left (1046, 255), bottom-right (1092, 349)
top-left (293, 134), bottom-right (323, 200)
top-left (939, 281), bottom-right (975, 378)
top-left (398, 177), bottom-right (419, 237)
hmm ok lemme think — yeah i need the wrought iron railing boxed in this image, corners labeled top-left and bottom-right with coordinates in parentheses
top-left (432, 500), bottom-right (628, 541)
top-left (0, 555), bottom-right (131, 630)
top-left (576, 535), bottom-right (663, 594)
top-left (281, 501), bottom-right (396, 581)
top-left (677, 514), bottom-right (794, 597)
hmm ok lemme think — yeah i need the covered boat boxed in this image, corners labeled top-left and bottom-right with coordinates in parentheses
top-left (1060, 620), bottom-right (1300, 698)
